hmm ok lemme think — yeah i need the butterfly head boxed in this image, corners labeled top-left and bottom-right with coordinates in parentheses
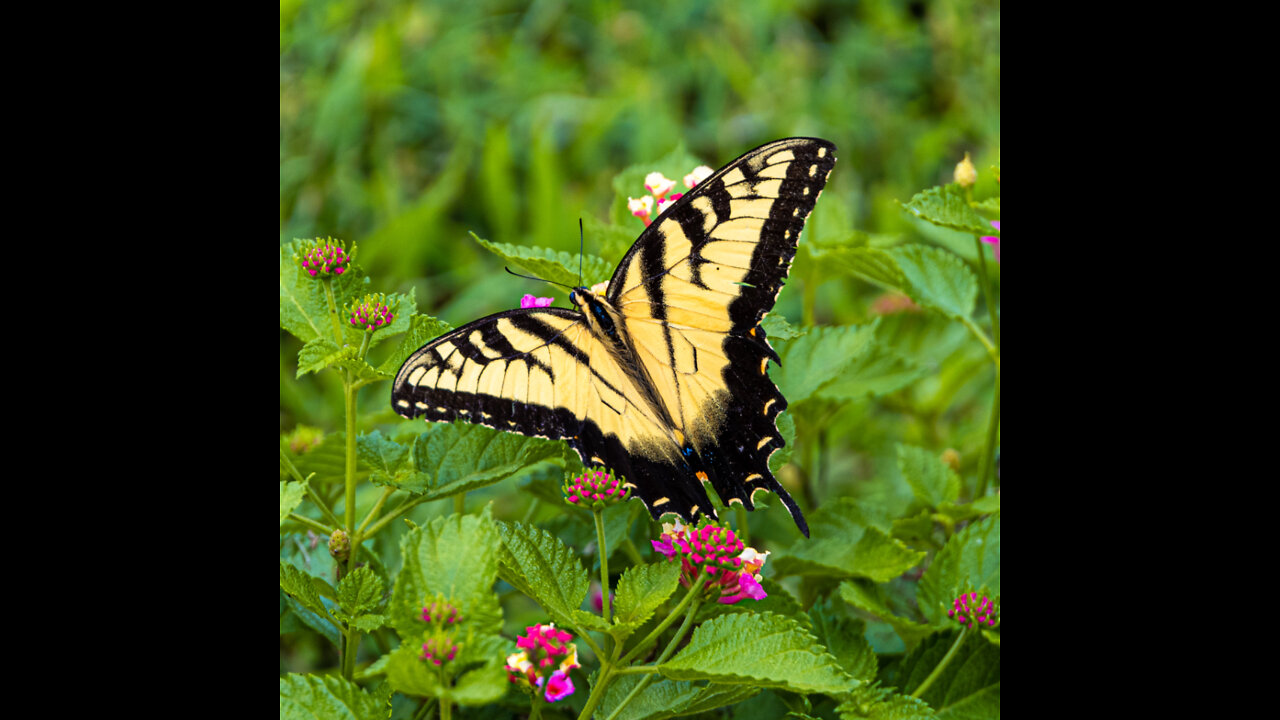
top-left (569, 285), bottom-right (622, 343)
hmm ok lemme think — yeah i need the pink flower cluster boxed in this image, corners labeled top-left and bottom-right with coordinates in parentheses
top-left (299, 238), bottom-right (350, 277)
top-left (420, 637), bottom-right (457, 666)
top-left (422, 599), bottom-right (460, 625)
top-left (948, 592), bottom-right (998, 629)
top-left (505, 623), bottom-right (580, 702)
top-left (651, 519), bottom-right (769, 604)
top-left (563, 468), bottom-right (631, 509)
top-left (521, 294), bottom-right (554, 309)
top-left (349, 293), bottom-right (394, 331)
top-left (627, 166), bottom-right (713, 226)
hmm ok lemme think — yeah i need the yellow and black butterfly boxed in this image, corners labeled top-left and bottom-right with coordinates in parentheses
top-left (392, 137), bottom-right (836, 537)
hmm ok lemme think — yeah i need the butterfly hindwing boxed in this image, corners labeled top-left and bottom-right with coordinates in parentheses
top-left (607, 138), bottom-right (836, 536)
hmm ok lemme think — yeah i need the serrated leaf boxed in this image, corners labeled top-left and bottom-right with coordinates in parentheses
top-left (599, 674), bottom-right (760, 720)
top-left (891, 632), bottom-right (999, 719)
top-left (338, 566), bottom-right (384, 617)
top-left (280, 561), bottom-right (335, 626)
top-left (378, 313), bottom-right (454, 375)
top-left (970, 197), bottom-right (999, 216)
top-left (837, 691), bottom-right (937, 720)
top-left (970, 495), bottom-right (1000, 514)
top-left (768, 411), bottom-right (796, 474)
top-left (888, 246), bottom-right (977, 322)
top-left (280, 673), bottom-right (387, 720)
top-left (897, 445), bottom-right (961, 508)
top-left (660, 612), bottom-right (854, 695)
top-left (817, 342), bottom-right (927, 400)
top-left (613, 561), bottom-right (681, 637)
top-left (815, 245), bottom-right (908, 291)
top-left (760, 312), bottom-right (803, 340)
top-left (916, 515), bottom-right (1000, 626)
top-left (389, 421), bottom-right (570, 500)
top-left (493, 520), bottom-right (590, 629)
top-left (296, 337), bottom-right (343, 377)
top-left (838, 581), bottom-right (933, 652)
top-left (809, 598), bottom-right (878, 683)
top-left (280, 479), bottom-right (308, 526)
top-left (357, 431), bottom-right (412, 487)
top-left (290, 432), bottom-right (361, 487)
top-left (389, 509), bottom-right (501, 638)
top-left (899, 185), bottom-right (994, 237)
top-left (282, 593), bottom-right (343, 647)
top-left (471, 232), bottom-right (613, 288)
top-left (771, 499), bottom-right (924, 581)
top-left (771, 323), bottom-right (880, 405)
top-left (350, 614), bottom-right (389, 632)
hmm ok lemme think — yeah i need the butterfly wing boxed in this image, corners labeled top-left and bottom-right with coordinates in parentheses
top-left (391, 307), bottom-right (720, 517)
top-left (607, 137), bottom-right (837, 536)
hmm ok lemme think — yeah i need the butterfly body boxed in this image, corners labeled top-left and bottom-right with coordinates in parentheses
top-left (393, 137), bottom-right (837, 536)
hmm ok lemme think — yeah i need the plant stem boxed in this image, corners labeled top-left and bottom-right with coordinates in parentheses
top-left (453, 492), bottom-right (465, 515)
top-left (411, 698), bottom-right (436, 720)
top-left (576, 665), bottom-right (614, 720)
top-left (973, 235), bottom-right (1000, 352)
top-left (911, 626), bottom-right (968, 699)
top-left (605, 596), bottom-right (703, 720)
top-left (734, 505), bottom-right (750, 545)
top-left (976, 368), bottom-right (1000, 497)
top-left (620, 574), bottom-right (708, 664)
top-left (358, 487), bottom-right (395, 535)
top-left (287, 512), bottom-right (332, 535)
top-left (594, 509), bottom-right (612, 623)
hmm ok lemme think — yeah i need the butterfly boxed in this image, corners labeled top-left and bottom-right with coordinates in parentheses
top-left (392, 137), bottom-right (836, 536)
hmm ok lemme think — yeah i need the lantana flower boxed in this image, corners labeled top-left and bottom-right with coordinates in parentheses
top-left (628, 164), bottom-right (713, 227)
top-left (684, 166), bottom-right (712, 189)
top-left (521, 294), bottom-right (554, 309)
top-left (948, 592), bottom-right (998, 629)
top-left (505, 623), bottom-right (580, 702)
top-left (563, 468), bottom-right (632, 510)
top-left (981, 220), bottom-right (1000, 262)
top-left (348, 293), bottom-right (395, 331)
top-left (419, 597), bottom-right (462, 666)
top-left (651, 519), bottom-right (769, 604)
top-left (297, 237), bottom-right (352, 278)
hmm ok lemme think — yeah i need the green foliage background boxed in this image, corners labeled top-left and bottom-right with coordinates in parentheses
top-left (281, 0), bottom-right (999, 716)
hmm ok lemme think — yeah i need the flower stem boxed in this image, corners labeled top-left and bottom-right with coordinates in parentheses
top-left (976, 368), bottom-right (1000, 497)
top-left (576, 665), bottom-right (614, 720)
top-left (594, 509), bottom-right (612, 624)
top-left (357, 487), bottom-right (395, 535)
top-left (605, 596), bottom-right (703, 720)
top-left (620, 574), bottom-right (708, 664)
top-left (453, 492), bottom-right (465, 515)
top-left (911, 626), bottom-right (968, 699)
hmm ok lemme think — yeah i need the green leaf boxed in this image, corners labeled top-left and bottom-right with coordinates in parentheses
top-left (280, 561), bottom-right (335, 626)
top-left (838, 581), bottom-right (933, 652)
top-left (660, 612), bottom-right (854, 695)
top-left (771, 499), bottom-right (924, 581)
top-left (599, 674), bottom-right (760, 720)
top-left (916, 515), bottom-right (1000, 626)
top-left (349, 614), bottom-right (388, 632)
top-left (888, 246), bottom-right (977, 322)
top-left (760, 312), bottom-right (803, 340)
top-left (290, 432), bottom-right (360, 488)
top-left (388, 421), bottom-right (571, 500)
top-left (836, 690), bottom-right (937, 720)
top-left (768, 411), bottom-right (796, 474)
top-left (280, 673), bottom-right (387, 720)
top-left (970, 197), bottom-right (1000, 216)
top-left (812, 245), bottom-right (908, 291)
top-left (280, 479), bottom-right (308, 526)
top-left (696, 577), bottom-right (810, 628)
top-left (816, 341), bottom-right (926, 400)
top-left (970, 495), bottom-right (1000, 514)
top-left (891, 632), bottom-right (999, 719)
top-left (296, 337), bottom-right (343, 377)
top-left (337, 566), bottom-right (384, 617)
top-left (471, 232), bottom-right (613, 288)
top-left (898, 185), bottom-right (994, 237)
top-left (356, 431), bottom-right (412, 487)
top-left (583, 213), bottom-right (640, 267)
top-left (389, 508), bottom-right (502, 638)
top-left (771, 322), bottom-right (880, 405)
top-left (612, 561), bottom-right (681, 639)
top-left (897, 445), bottom-right (961, 508)
top-left (494, 520), bottom-right (590, 629)
top-left (808, 598), bottom-right (878, 683)
top-left (378, 313), bottom-right (454, 375)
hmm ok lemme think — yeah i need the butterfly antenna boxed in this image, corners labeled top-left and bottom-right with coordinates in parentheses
top-left (578, 218), bottom-right (585, 287)
top-left (504, 266), bottom-right (573, 291)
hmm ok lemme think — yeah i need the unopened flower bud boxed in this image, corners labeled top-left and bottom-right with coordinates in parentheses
top-left (328, 529), bottom-right (350, 562)
top-left (954, 153), bottom-right (977, 188)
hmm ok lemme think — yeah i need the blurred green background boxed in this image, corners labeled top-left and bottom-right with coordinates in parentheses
top-left (281, 0), bottom-right (999, 430)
